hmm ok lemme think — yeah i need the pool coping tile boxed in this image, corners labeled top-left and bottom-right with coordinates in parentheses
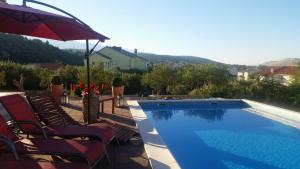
top-left (243, 99), bottom-right (300, 130)
top-left (127, 100), bottom-right (181, 169)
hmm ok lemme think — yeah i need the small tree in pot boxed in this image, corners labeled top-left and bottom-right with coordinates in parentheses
top-left (112, 77), bottom-right (124, 103)
top-left (51, 75), bottom-right (64, 104)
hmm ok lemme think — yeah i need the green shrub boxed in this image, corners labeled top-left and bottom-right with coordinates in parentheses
top-left (74, 86), bottom-right (82, 97)
top-left (188, 85), bottom-right (214, 98)
top-left (0, 71), bottom-right (6, 87)
top-left (167, 84), bottom-right (188, 95)
top-left (142, 64), bottom-right (175, 94)
top-left (0, 61), bottom-right (24, 90)
top-left (22, 69), bottom-right (41, 90)
top-left (51, 75), bottom-right (62, 85)
top-left (112, 77), bottom-right (123, 87)
top-left (78, 63), bottom-right (115, 86)
top-left (122, 73), bottom-right (143, 94)
top-left (38, 68), bottom-right (52, 89)
top-left (188, 88), bottom-right (202, 96)
top-left (58, 65), bottom-right (79, 90)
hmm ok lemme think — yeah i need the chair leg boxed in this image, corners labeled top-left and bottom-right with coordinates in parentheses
top-left (103, 145), bottom-right (112, 166)
top-left (115, 137), bottom-right (120, 145)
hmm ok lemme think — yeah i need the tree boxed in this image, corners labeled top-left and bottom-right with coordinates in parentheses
top-left (202, 65), bottom-right (230, 86)
top-left (178, 64), bottom-right (230, 89)
top-left (58, 65), bottom-right (79, 89)
top-left (22, 68), bottom-right (41, 90)
top-left (78, 63), bottom-right (115, 86)
top-left (176, 65), bottom-right (205, 91)
top-left (167, 84), bottom-right (189, 95)
top-left (142, 64), bottom-right (175, 94)
top-left (38, 68), bottom-right (53, 89)
top-left (0, 33), bottom-right (84, 65)
top-left (0, 61), bottom-right (24, 90)
top-left (122, 73), bottom-right (143, 95)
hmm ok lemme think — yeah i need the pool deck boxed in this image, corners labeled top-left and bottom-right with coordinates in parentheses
top-left (62, 96), bottom-right (150, 169)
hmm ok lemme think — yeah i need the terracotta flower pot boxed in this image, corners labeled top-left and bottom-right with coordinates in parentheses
top-left (112, 86), bottom-right (124, 97)
top-left (51, 84), bottom-right (64, 104)
top-left (82, 95), bottom-right (99, 123)
top-left (112, 86), bottom-right (124, 107)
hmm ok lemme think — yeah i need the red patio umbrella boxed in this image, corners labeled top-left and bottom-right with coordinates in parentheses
top-left (0, 2), bottom-right (109, 41)
top-left (0, 1), bottom-right (109, 123)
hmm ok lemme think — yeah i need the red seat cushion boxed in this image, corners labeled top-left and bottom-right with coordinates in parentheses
top-left (27, 124), bottom-right (115, 144)
top-left (14, 138), bottom-right (104, 165)
top-left (0, 161), bottom-right (89, 169)
top-left (86, 124), bottom-right (116, 142)
top-left (0, 94), bottom-right (37, 131)
top-left (49, 124), bottom-right (115, 143)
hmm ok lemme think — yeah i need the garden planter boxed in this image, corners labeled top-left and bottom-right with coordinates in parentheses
top-left (112, 86), bottom-right (125, 107)
top-left (51, 84), bottom-right (64, 104)
top-left (112, 86), bottom-right (124, 97)
top-left (82, 95), bottom-right (99, 123)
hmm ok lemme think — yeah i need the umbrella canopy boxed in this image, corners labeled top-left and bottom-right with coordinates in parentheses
top-left (0, 1), bottom-right (109, 124)
top-left (0, 2), bottom-right (109, 41)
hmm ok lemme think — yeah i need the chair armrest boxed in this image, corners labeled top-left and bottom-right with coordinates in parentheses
top-left (13, 120), bottom-right (48, 139)
top-left (0, 135), bottom-right (20, 160)
top-left (37, 112), bottom-right (67, 126)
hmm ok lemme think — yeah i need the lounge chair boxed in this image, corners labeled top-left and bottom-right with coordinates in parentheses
top-left (0, 115), bottom-right (105, 168)
top-left (0, 133), bottom-right (89, 169)
top-left (0, 161), bottom-right (89, 169)
top-left (0, 94), bottom-right (115, 145)
top-left (0, 138), bottom-right (89, 169)
top-left (27, 92), bottom-right (135, 142)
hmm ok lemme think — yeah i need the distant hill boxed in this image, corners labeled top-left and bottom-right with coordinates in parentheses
top-left (0, 33), bottom-right (84, 65)
top-left (49, 39), bottom-right (103, 51)
top-left (262, 58), bottom-right (300, 66)
top-left (138, 52), bottom-right (221, 65)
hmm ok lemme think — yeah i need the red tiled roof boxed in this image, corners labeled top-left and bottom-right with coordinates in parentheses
top-left (260, 66), bottom-right (297, 76)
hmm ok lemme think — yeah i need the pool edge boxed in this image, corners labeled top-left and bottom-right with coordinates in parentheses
top-left (127, 100), bottom-right (181, 169)
top-left (243, 99), bottom-right (300, 130)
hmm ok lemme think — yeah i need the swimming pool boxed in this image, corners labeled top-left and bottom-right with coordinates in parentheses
top-left (128, 99), bottom-right (300, 169)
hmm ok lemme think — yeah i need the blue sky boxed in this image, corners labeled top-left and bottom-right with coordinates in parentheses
top-left (8, 0), bottom-right (300, 65)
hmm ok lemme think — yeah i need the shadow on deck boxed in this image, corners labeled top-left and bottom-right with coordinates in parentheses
top-left (62, 96), bottom-right (150, 169)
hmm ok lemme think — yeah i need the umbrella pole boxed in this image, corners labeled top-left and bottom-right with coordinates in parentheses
top-left (19, 0), bottom-right (107, 124)
top-left (86, 39), bottom-right (91, 124)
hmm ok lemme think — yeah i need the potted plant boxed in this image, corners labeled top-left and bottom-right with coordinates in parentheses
top-left (80, 82), bottom-right (100, 123)
top-left (111, 77), bottom-right (124, 105)
top-left (111, 77), bottom-right (124, 106)
top-left (50, 75), bottom-right (64, 104)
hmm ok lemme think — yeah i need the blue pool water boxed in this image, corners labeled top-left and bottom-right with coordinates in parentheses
top-left (139, 100), bottom-right (300, 169)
